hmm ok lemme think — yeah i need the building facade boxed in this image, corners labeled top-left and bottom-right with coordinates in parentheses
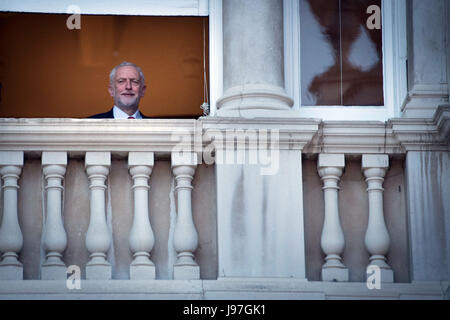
top-left (0, 0), bottom-right (449, 299)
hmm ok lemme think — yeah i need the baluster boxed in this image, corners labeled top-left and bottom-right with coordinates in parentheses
top-left (128, 152), bottom-right (155, 280)
top-left (41, 152), bottom-right (68, 280)
top-left (317, 154), bottom-right (349, 282)
top-left (85, 152), bottom-right (111, 280)
top-left (171, 152), bottom-right (199, 280)
top-left (362, 154), bottom-right (394, 283)
top-left (0, 151), bottom-right (24, 280)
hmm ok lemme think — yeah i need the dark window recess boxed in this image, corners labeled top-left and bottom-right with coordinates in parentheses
top-left (300, 0), bottom-right (383, 106)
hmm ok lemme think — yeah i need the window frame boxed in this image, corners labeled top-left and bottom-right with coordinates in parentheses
top-left (283, 0), bottom-right (408, 121)
top-left (0, 0), bottom-right (222, 118)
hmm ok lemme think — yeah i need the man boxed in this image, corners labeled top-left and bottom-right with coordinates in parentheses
top-left (89, 61), bottom-right (149, 119)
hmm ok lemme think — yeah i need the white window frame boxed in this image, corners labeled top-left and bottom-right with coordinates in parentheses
top-left (208, 0), bottom-right (223, 117)
top-left (0, 0), bottom-right (209, 16)
top-left (283, 0), bottom-right (408, 121)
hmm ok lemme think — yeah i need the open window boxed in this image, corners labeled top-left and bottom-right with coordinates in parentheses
top-left (0, 1), bottom-right (209, 118)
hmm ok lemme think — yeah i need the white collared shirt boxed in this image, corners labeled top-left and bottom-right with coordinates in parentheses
top-left (113, 106), bottom-right (142, 119)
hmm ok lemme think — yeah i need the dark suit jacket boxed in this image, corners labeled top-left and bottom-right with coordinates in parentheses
top-left (88, 108), bottom-right (150, 119)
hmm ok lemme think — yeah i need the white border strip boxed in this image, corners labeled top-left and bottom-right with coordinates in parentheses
top-left (208, 0), bottom-right (223, 116)
top-left (0, 0), bottom-right (209, 16)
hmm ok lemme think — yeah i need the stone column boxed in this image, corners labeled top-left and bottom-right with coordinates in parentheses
top-left (405, 151), bottom-right (450, 281)
top-left (85, 152), bottom-right (111, 280)
top-left (215, 148), bottom-right (307, 279)
top-left (362, 154), bottom-right (393, 283)
top-left (0, 151), bottom-right (24, 280)
top-left (217, 0), bottom-right (293, 117)
top-left (128, 152), bottom-right (155, 280)
top-left (171, 152), bottom-right (199, 280)
top-left (317, 154), bottom-right (348, 282)
top-left (41, 152), bottom-right (68, 280)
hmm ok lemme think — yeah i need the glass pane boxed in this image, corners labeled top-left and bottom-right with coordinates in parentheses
top-left (300, 0), bottom-right (383, 106)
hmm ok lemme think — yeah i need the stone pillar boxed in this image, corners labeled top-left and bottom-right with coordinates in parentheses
top-left (85, 152), bottom-right (111, 280)
top-left (215, 148), bottom-right (306, 279)
top-left (405, 151), bottom-right (450, 281)
top-left (41, 152), bottom-right (68, 280)
top-left (171, 152), bottom-right (199, 280)
top-left (217, 0), bottom-right (293, 117)
top-left (0, 151), bottom-right (24, 280)
top-left (128, 152), bottom-right (156, 280)
top-left (362, 155), bottom-right (393, 283)
top-left (403, 0), bottom-right (449, 117)
top-left (317, 154), bottom-right (348, 282)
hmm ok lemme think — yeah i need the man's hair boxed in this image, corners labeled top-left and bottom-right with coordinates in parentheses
top-left (109, 61), bottom-right (146, 86)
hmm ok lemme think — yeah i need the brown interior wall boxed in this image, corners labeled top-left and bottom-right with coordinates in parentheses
top-left (0, 13), bottom-right (208, 118)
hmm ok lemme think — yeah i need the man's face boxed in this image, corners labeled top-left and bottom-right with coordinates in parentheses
top-left (108, 66), bottom-right (146, 111)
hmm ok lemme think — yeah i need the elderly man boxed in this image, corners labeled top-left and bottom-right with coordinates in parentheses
top-left (89, 61), bottom-right (149, 119)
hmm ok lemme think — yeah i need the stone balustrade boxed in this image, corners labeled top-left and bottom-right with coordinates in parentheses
top-left (317, 154), bottom-right (348, 282)
top-left (0, 151), bottom-right (24, 280)
top-left (0, 149), bottom-right (400, 283)
top-left (0, 111), bottom-right (447, 299)
top-left (41, 152), bottom-right (68, 280)
top-left (128, 152), bottom-right (156, 280)
top-left (0, 150), bottom-right (203, 281)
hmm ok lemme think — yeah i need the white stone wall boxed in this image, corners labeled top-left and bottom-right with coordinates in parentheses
top-left (405, 151), bottom-right (450, 281)
top-left (216, 150), bottom-right (306, 278)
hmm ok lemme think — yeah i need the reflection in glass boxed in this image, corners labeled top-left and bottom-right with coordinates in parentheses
top-left (300, 0), bottom-right (383, 106)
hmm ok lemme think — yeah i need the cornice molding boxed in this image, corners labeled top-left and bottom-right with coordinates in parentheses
top-left (199, 116), bottom-right (321, 150)
top-left (304, 105), bottom-right (450, 154)
top-left (389, 105), bottom-right (450, 151)
top-left (303, 121), bottom-right (403, 155)
top-left (0, 108), bottom-right (448, 158)
top-left (0, 118), bottom-right (199, 155)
